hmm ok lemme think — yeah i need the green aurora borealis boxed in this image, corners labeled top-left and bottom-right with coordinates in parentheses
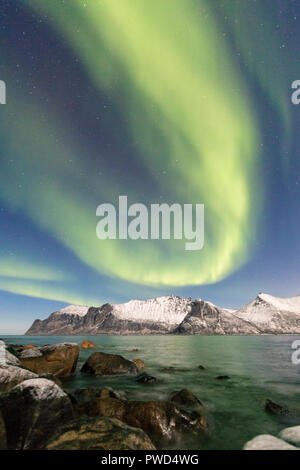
top-left (0, 0), bottom-right (299, 324)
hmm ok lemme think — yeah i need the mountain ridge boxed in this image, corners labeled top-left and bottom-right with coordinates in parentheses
top-left (25, 293), bottom-right (300, 336)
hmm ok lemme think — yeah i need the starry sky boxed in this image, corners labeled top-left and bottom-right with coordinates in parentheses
top-left (0, 0), bottom-right (300, 333)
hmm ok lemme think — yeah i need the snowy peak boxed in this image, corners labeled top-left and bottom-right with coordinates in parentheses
top-left (110, 295), bottom-right (192, 325)
top-left (234, 292), bottom-right (300, 333)
top-left (52, 305), bottom-right (89, 317)
top-left (255, 293), bottom-right (300, 313)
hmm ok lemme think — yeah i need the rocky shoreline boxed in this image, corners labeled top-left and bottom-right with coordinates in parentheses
top-left (0, 339), bottom-right (300, 451)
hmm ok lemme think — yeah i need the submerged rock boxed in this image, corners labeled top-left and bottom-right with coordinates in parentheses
top-left (216, 375), bottom-right (230, 380)
top-left (170, 389), bottom-right (204, 410)
top-left (0, 378), bottom-right (74, 449)
top-left (19, 343), bottom-right (79, 378)
top-left (243, 434), bottom-right (298, 450)
top-left (136, 373), bottom-right (157, 384)
top-left (198, 365), bottom-right (206, 370)
top-left (81, 352), bottom-right (137, 376)
top-left (81, 340), bottom-right (96, 349)
top-left (160, 367), bottom-right (189, 373)
top-left (0, 365), bottom-right (38, 393)
top-left (265, 399), bottom-right (289, 416)
top-left (46, 417), bottom-right (156, 450)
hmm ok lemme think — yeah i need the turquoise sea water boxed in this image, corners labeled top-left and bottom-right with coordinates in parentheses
top-left (2, 335), bottom-right (300, 450)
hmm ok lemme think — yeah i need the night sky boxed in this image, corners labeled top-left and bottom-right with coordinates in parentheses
top-left (0, 0), bottom-right (300, 333)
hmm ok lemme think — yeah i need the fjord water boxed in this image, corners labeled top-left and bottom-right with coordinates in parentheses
top-left (2, 335), bottom-right (300, 450)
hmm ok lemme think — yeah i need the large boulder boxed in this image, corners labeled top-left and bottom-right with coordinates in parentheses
top-left (46, 417), bottom-right (155, 450)
top-left (0, 340), bottom-right (21, 367)
top-left (243, 434), bottom-right (299, 450)
top-left (19, 343), bottom-right (79, 378)
top-left (0, 412), bottom-right (6, 450)
top-left (81, 352), bottom-right (137, 376)
top-left (0, 378), bottom-right (74, 449)
top-left (82, 396), bottom-right (207, 445)
top-left (279, 426), bottom-right (300, 448)
top-left (0, 365), bottom-right (38, 393)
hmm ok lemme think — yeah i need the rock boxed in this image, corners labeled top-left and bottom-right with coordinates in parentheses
top-left (170, 389), bottom-right (203, 410)
top-left (23, 345), bottom-right (37, 350)
top-left (132, 358), bottom-right (145, 371)
top-left (127, 348), bottom-right (139, 352)
top-left (216, 375), bottom-right (230, 380)
top-left (75, 387), bottom-right (100, 404)
top-left (81, 340), bottom-right (96, 349)
top-left (0, 378), bottom-right (74, 449)
top-left (160, 367), bottom-right (188, 373)
top-left (46, 417), bottom-right (156, 450)
top-left (198, 365), bottom-right (206, 370)
top-left (81, 396), bottom-right (207, 445)
top-left (243, 435), bottom-right (299, 450)
top-left (0, 412), bottom-right (7, 450)
top-left (0, 365), bottom-right (38, 393)
top-left (279, 426), bottom-right (300, 447)
top-left (0, 341), bottom-right (21, 367)
top-left (265, 399), bottom-right (288, 415)
top-left (19, 343), bottom-right (79, 378)
top-left (38, 373), bottom-right (63, 388)
top-left (98, 387), bottom-right (125, 400)
top-left (136, 373), bottom-right (157, 384)
top-left (81, 352), bottom-right (137, 376)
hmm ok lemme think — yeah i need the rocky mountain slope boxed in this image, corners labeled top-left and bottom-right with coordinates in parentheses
top-left (25, 293), bottom-right (300, 335)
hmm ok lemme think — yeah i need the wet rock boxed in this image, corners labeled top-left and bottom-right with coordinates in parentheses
top-left (216, 375), bottom-right (230, 380)
top-left (170, 389), bottom-right (203, 410)
top-left (81, 396), bottom-right (207, 445)
top-left (0, 378), bottom-right (74, 449)
top-left (75, 387), bottom-right (125, 406)
top-left (19, 343), bottom-right (79, 378)
top-left (0, 412), bottom-right (7, 450)
top-left (0, 365), bottom-right (38, 393)
top-left (38, 373), bottom-right (63, 388)
top-left (279, 426), bottom-right (300, 447)
top-left (81, 352), bottom-right (137, 376)
top-left (198, 365), bottom-right (206, 370)
top-left (127, 348), bottom-right (139, 353)
top-left (46, 417), bottom-right (156, 450)
top-left (132, 358), bottom-right (145, 371)
top-left (98, 387), bottom-right (125, 400)
top-left (243, 435), bottom-right (298, 450)
top-left (136, 373), bottom-right (157, 384)
top-left (75, 387), bottom-right (100, 404)
top-left (81, 340), bottom-right (96, 349)
top-left (265, 399), bottom-right (288, 416)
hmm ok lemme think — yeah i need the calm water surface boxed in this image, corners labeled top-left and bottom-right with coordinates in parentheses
top-left (2, 335), bottom-right (300, 450)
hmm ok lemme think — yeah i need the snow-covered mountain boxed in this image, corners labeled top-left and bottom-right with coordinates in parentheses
top-left (26, 296), bottom-right (193, 335)
top-left (234, 293), bottom-right (300, 334)
top-left (25, 293), bottom-right (300, 335)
